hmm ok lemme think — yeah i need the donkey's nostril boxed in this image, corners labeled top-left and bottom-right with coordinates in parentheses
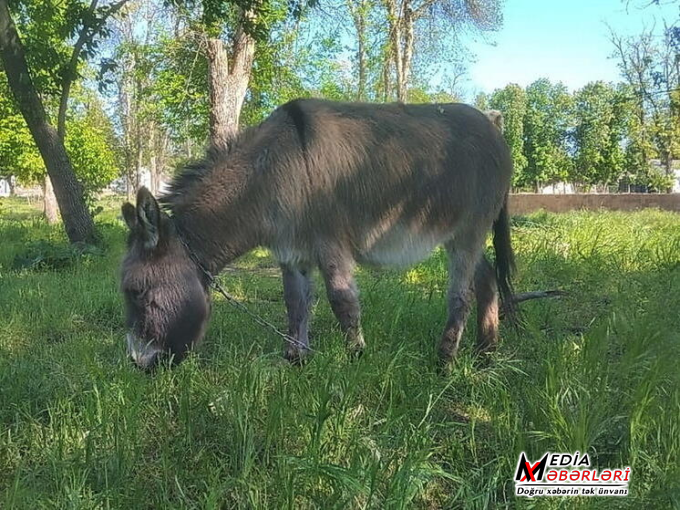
top-left (141, 352), bottom-right (160, 372)
top-left (129, 350), bottom-right (161, 371)
top-left (126, 333), bottom-right (163, 371)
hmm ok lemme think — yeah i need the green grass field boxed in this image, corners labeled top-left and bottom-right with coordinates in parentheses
top-left (0, 197), bottom-right (678, 509)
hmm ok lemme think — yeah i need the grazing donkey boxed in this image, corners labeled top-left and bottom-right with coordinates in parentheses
top-left (120, 98), bottom-right (515, 370)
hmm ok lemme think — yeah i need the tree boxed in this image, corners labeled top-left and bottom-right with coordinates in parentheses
top-left (65, 91), bottom-right (120, 198)
top-left (0, 74), bottom-right (120, 197)
top-left (610, 25), bottom-right (680, 178)
top-left (474, 91), bottom-right (489, 110)
top-left (522, 79), bottom-right (573, 191)
top-left (0, 75), bottom-right (43, 186)
top-left (572, 82), bottom-right (630, 189)
top-left (11, 0), bottom-right (128, 223)
top-left (168, 0), bottom-right (318, 148)
top-left (379, 0), bottom-right (502, 102)
top-left (345, 0), bottom-right (372, 100)
top-left (488, 83), bottom-right (527, 185)
top-left (0, 0), bottom-right (97, 242)
top-left (108, 1), bottom-right (172, 198)
top-left (168, 0), bottom-right (266, 147)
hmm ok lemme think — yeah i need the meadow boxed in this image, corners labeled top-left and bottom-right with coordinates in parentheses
top-left (0, 197), bottom-right (678, 509)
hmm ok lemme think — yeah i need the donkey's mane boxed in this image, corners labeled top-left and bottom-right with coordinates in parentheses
top-left (160, 100), bottom-right (311, 214)
top-left (159, 125), bottom-right (262, 213)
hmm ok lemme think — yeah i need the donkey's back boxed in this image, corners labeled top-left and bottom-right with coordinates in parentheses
top-left (258, 99), bottom-right (513, 270)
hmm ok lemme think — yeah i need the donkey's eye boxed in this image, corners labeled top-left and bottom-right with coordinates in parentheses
top-left (129, 289), bottom-right (145, 303)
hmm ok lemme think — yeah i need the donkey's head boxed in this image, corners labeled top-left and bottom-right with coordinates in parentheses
top-left (120, 187), bottom-right (210, 370)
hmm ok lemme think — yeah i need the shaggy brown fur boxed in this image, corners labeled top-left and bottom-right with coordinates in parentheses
top-left (120, 98), bottom-right (514, 369)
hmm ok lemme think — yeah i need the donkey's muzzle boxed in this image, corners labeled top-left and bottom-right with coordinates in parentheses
top-left (126, 333), bottom-right (163, 371)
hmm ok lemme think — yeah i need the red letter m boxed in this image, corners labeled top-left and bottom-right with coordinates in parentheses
top-left (515, 452), bottom-right (549, 482)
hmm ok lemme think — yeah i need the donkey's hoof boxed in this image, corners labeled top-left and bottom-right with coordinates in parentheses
top-left (346, 337), bottom-right (366, 360)
top-left (474, 339), bottom-right (498, 356)
top-left (473, 345), bottom-right (496, 366)
top-left (347, 346), bottom-right (365, 361)
top-left (436, 359), bottom-right (454, 376)
top-left (436, 348), bottom-right (457, 375)
top-left (284, 347), bottom-right (310, 366)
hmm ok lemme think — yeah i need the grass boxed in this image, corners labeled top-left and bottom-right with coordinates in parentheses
top-left (0, 196), bottom-right (679, 509)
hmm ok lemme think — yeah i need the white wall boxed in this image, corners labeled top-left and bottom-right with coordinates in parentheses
top-left (0, 178), bottom-right (12, 197)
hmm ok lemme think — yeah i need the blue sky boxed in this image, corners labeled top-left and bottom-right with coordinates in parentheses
top-left (464, 0), bottom-right (678, 96)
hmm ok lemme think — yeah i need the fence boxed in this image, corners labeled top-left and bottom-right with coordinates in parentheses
top-left (509, 193), bottom-right (680, 215)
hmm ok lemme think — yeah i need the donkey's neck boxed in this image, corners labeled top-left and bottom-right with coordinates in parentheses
top-left (173, 212), bottom-right (256, 275)
top-left (168, 165), bottom-right (262, 274)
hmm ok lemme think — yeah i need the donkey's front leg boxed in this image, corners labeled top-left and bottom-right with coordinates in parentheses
top-left (281, 264), bottom-right (313, 364)
top-left (318, 252), bottom-right (366, 356)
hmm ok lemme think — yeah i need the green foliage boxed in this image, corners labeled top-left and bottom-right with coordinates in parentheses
top-left (522, 78), bottom-right (573, 189)
top-left (173, 0), bottom-right (299, 39)
top-left (9, 0), bottom-right (74, 96)
top-left (10, 0), bottom-right (123, 97)
top-left (485, 77), bottom-right (675, 191)
top-left (65, 104), bottom-right (119, 196)
top-left (150, 35), bottom-right (211, 144)
top-left (241, 16), bottom-right (311, 125)
top-left (489, 84), bottom-right (528, 182)
top-left (407, 86), bottom-right (456, 104)
top-left (474, 92), bottom-right (489, 110)
top-left (306, 33), bottom-right (354, 101)
top-left (0, 76), bottom-right (120, 193)
top-left (0, 77), bottom-right (43, 183)
top-left (572, 82), bottom-right (630, 187)
top-left (611, 27), bottom-right (680, 179)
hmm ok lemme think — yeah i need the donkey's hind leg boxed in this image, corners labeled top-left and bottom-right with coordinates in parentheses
top-left (281, 264), bottom-right (313, 364)
top-left (474, 255), bottom-right (499, 354)
top-left (439, 239), bottom-right (485, 365)
top-left (318, 251), bottom-right (365, 357)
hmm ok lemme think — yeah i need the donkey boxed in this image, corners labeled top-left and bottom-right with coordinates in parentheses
top-left (120, 98), bottom-right (515, 370)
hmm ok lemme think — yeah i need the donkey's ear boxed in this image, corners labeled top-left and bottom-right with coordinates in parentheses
top-left (121, 202), bottom-right (137, 230)
top-left (136, 187), bottom-right (161, 250)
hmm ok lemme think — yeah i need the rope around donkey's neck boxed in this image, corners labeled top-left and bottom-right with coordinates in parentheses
top-left (177, 236), bottom-right (314, 354)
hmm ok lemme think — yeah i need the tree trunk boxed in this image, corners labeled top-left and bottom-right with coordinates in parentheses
top-left (206, 37), bottom-right (232, 149)
top-left (356, 20), bottom-right (366, 101)
top-left (185, 119), bottom-right (192, 159)
top-left (135, 135), bottom-right (143, 191)
top-left (205, 14), bottom-right (256, 149)
top-left (0, 0), bottom-right (97, 244)
top-left (386, 0), bottom-right (405, 102)
top-left (156, 131), bottom-right (169, 194)
top-left (149, 127), bottom-right (157, 195)
top-left (662, 148), bottom-right (672, 177)
top-left (226, 19), bottom-right (256, 128)
top-left (121, 66), bottom-right (134, 200)
top-left (43, 176), bottom-right (59, 223)
top-left (348, 0), bottom-right (367, 101)
top-left (381, 57), bottom-right (392, 102)
top-left (400, 1), bottom-right (414, 102)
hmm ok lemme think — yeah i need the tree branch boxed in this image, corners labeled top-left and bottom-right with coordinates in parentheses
top-left (413, 0), bottom-right (437, 18)
top-left (57, 0), bottom-right (130, 139)
top-left (0, 0), bottom-right (97, 243)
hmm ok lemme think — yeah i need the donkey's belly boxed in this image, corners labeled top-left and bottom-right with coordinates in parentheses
top-left (357, 225), bottom-right (450, 268)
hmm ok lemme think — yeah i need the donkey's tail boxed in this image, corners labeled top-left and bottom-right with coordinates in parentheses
top-left (492, 193), bottom-right (516, 320)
